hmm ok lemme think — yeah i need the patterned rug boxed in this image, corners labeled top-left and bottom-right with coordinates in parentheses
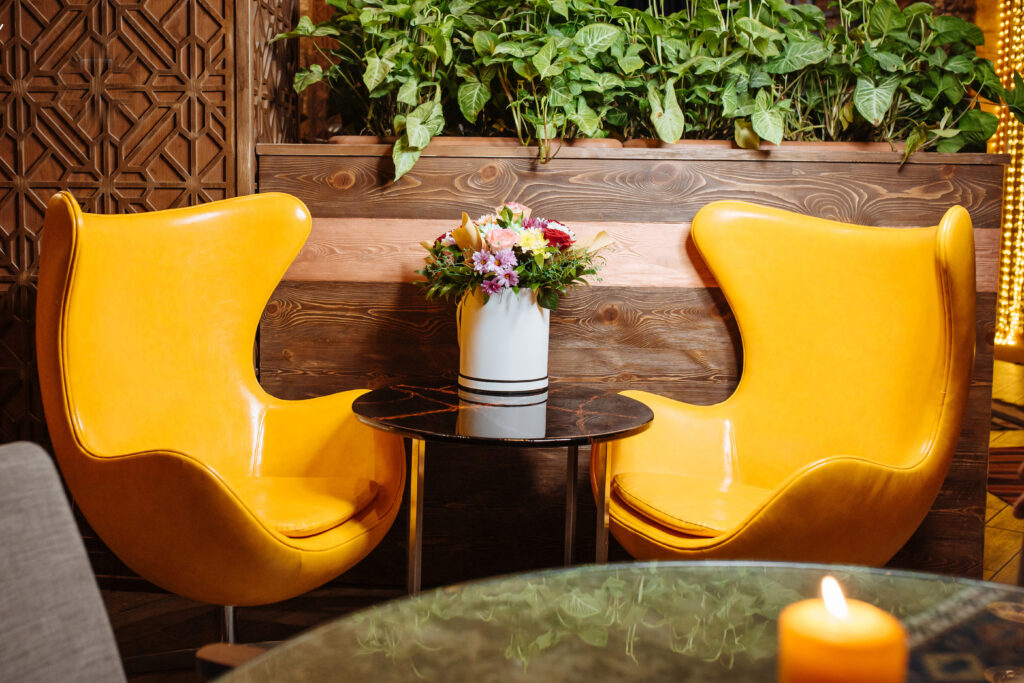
top-left (990, 399), bottom-right (1024, 506)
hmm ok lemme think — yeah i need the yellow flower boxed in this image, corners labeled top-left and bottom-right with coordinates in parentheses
top-left (517, 228), bottom-right (549, 256)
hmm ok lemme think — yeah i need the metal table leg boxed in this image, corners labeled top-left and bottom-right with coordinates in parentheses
top-left (563, 445), bottom-right (578, 566)
top-left (594, 441), bottom-right (610, 563)
top-left (408, 438), bottom-right (425, 595)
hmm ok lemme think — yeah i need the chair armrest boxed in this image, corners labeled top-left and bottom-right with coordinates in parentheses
top-left (259, 390), bottom-right (402, 478)
top-left (608, 390), bottom-right (739, 482)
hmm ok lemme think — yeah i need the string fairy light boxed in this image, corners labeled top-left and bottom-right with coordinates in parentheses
top-left (994, 0), bottom-right (1024, 347)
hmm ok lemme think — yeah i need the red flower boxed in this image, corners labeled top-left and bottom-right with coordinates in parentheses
top-left (542, 227), bottom-right (574, 250)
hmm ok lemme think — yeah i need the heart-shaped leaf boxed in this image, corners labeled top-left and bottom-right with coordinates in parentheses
top-left (458, 80), bottom-right (490, 123)
top-left (392, 136), bottom-right (421, 181)
top-left (853, 76), bottom-right (898, 126)
top-left (293, 64), bottom-right (324, 93)
top-left (573, 23), bottom-right (621, 58)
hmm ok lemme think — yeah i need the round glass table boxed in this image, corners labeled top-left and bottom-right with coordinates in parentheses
top-left (224, 562), bottom-right (1024, 682)
top-left (352, 383), bottom-right (654, 593)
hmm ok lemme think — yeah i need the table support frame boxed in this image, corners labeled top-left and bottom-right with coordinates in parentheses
top-left (405, 439), bottom-right (605, 594)
top-left (407, 438), bottom-right (426, 595)
top-left (594, 441), bottom-right (610, 564)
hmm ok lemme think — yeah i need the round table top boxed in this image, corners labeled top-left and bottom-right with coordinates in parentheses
top-left (351, 383), bottom-right (654, 446)
top-left (224, 561), bottom-right (1024, 682)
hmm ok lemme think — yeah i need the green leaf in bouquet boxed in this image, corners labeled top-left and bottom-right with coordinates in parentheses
top-left (538, 288), bottom-right (560, 310)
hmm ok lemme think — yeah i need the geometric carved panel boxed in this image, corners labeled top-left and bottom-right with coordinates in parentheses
top-left (253, 0), bottom-right (298, 144)
top-left (0, 0), bottom-right (236, 447)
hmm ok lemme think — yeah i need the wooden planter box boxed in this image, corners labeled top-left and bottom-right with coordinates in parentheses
top-left (257, 141), bottom-right (1004, 587)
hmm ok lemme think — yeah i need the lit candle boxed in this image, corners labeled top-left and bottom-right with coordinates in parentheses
top-left (777, 576), bottom-right (908, 683)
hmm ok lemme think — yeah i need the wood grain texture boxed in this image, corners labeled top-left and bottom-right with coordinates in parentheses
top-left (287, 218), bottom-right (1000, 292)
top-left (287, 218), bottom-right (718, 288)
top-left (258, 141), bottom-right (1007, 165)
top-left (259, 152), bottom-right (1005, 229)
top-left (260, 283), bottom-right (741, 404)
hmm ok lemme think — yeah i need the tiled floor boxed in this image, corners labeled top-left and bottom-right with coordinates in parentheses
top-left (985, 360), bottom-right (1024, 585)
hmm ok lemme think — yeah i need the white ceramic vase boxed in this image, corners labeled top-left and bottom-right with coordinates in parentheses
top-left (457, 287), bottom-right (550, 404)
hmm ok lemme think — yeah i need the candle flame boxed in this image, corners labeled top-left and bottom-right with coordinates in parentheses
top-left (821, 576), bottom-right (850, 619)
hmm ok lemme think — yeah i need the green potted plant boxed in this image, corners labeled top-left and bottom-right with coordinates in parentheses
top-left (277, 0), bottom-right (1024, 178)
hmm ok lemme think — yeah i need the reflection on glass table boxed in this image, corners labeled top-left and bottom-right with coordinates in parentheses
top-left (223, 561), bottom-right (1024, 682)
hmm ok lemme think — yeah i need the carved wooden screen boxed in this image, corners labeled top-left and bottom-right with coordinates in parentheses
top-left (237, 0), bottom-right (298, 194)
top-left (0, 1), bottom-right (238, 447)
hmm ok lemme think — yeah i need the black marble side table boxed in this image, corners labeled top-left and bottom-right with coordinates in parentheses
top-left (352, 384), bottom-right (654, 594)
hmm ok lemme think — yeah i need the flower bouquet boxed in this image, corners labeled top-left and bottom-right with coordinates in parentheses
top-left (417, 202), bottom-right (611, 401)
top-left (418, 202), bottom-right (611, 311)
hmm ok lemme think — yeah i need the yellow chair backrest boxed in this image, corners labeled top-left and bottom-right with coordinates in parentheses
top-left (692, 201), bottom-right (975, 488)
top-left (37, 192), bottom-right (310, 478)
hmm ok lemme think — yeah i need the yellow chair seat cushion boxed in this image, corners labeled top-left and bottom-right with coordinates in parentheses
top-left (233, 476), bottom-right (380, 538)
top-left (613, 472), bottom-right (769, 537)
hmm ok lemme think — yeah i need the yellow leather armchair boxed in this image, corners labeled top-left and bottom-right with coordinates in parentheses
top-left (36, 192), bottom-right (405, 606)
top-left (597, 201), bottom-right (975, 565)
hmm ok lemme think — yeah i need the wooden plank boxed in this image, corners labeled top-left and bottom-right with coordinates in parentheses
top-left (260, 154), bottom-right (1006, 228)
top-left (260, 283), bottom-right (741, 404)
top-left (287, 218), bottom-right (717, 288)
top-left (287, 218), bottom-right (999, 291)
top-left (257, 141), bottom-right (1009, 166)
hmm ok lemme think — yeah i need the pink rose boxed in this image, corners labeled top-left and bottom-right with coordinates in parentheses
top-left (486, 228), bottom-right (517, 251)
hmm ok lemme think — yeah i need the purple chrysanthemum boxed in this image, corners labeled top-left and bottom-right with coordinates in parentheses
top-left (480, 278), bottom-right (503, 294)
top-left (523, 216), bottom-right (548, 230)
top-left (492, 266), bottom-right (519, 288)
top-left (471, 250), bottom-right (495, 274)
top-left (494, 249), bottom-right (518, 268)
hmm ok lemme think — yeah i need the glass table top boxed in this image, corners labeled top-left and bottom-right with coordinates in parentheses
top-left (223, 561), bottom-right (1024, 682)
top-left (351, 383), bottom-right (653, 445)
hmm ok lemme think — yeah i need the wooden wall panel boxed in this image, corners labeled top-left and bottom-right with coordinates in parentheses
top-left (288, 217), bottom-right (1001, 292)
top-left (258, 145), bottom-right (1003, 583)
top-left (259, 146), bottom-right (1006, 229)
